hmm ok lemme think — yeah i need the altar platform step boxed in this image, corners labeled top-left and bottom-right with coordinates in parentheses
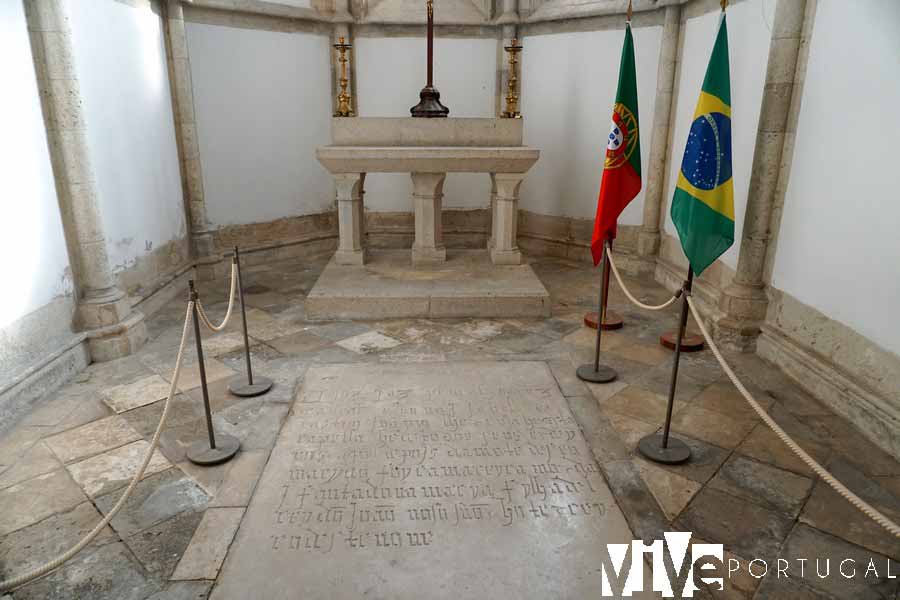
top-left (305, 249), bottom-right (551, 320)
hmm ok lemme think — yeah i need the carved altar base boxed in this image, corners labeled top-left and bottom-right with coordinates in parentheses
top-left (311, 118), bottom-right (548, 319)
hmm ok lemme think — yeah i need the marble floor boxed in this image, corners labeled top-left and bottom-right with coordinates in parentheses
top-left (0, 251), bottom-right (897, 599)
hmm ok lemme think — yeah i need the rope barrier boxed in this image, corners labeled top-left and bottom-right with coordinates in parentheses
top-left (606, 249), bottom-right (681, 311)
top-left (0, 302), bottom-right (195, 592)
top-left (196, 261), bottom-right (237, 332)
top-left (685, 295), bottom-right (900, 538)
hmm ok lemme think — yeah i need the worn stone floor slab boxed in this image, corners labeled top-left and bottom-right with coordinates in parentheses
top-left (305, 250), bottom-right (551, 320)
top-left (211, 361), bottom-right (649, 600)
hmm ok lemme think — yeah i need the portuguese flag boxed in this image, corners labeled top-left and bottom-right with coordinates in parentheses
top-left (671, 14), bottom-right (734, 276)
top-left (590, 22), bottom-right (642, 266)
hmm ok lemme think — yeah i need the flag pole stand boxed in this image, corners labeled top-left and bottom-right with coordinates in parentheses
top-left (187, 280), bottom-right (240, 466)
top-left (638, 268), bottom-right (693, 464)
top-left (228, 247), bottom-right (274, 398)
top-left (583, 242), bottom-right (624, 330)
top-left (576, 241), bottom-right (617, 384)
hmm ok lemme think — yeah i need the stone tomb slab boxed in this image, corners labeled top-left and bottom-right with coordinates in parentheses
top-left (212, 361), bottom-right (652, 599)
top-left (304, 250), bottom-right (551, 320)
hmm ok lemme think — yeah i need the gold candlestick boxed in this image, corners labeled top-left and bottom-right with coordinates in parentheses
top-left (502, 38), bottom-right (523, 119)
top-left (333, 36), bottom-right (354, 117)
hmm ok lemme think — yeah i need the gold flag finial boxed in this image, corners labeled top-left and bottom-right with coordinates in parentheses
top-left (626, 0), bottom-right (633, 22)
top-left (720, 0), bottom-right (728, 10)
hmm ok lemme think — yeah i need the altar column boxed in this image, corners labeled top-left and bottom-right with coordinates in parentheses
top-left (411, 172), bottom-right (447, 265)
top-left (334, 173), bottom-right (366, 265)
top-left (490, 173), bottom-right (524, 265)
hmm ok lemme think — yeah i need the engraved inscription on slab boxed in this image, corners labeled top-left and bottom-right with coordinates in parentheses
top-left (212, 362), bottom-right (643, 599)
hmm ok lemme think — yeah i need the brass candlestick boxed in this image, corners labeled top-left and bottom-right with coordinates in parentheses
top-left (502, 38), bottom-right (523, 119)
top-left (333, 36), bottom-right (354, 117)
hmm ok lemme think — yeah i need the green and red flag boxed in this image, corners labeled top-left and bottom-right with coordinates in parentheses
top-left (591, 21), bottom-right (642, 266)
top-left (671, 13), bottom-right (734, 276)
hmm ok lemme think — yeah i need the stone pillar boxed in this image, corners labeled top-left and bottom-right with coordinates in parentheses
top-left (411, 173), bottom-right (447, 265)
top-left (717, 0), bottom-right (807, 349)
top-left (487, 175), bottom-right (498, 251)
top-left (24, 0), bottom-right (147, 361)
top-left (638, 4), bottom-right (681, 258)
top-left (334, 173), bottom-right (366, 265)
top-left (164, 0), bottom-right (217, 279)
top-left (490, 173), bottom-right (524, 265)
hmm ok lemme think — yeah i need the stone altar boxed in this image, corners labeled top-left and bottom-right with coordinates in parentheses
top-left (315, 117), bottom-right (539, 266)
top-left (211, 362), bottom-right (650, 600)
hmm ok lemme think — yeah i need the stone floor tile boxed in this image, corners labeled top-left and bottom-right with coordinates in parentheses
top-left (336, 331), bottom-right (404, 354)
top-left (608, 341), bottom-right (672, 367)
top-left (815, 415), bottom-right (900, 477)
top-left (670, 403), bottom-right (757, 450)
top-left (158, 416), bottom-right (226, 465)
top-left (95, 468), bottom-right (209, 537)
top-left (634, 363), bottom-right (708, 403)
top-left (171, 507), bottom-right (245, 581)
top-left (560, 326), bottom-right (627, 352)
top-left (584, 377), bottom-right (630, 404)
top-left (82, 354), bottom-right (155, 389)
top-left (216, 344), bottom-right (283, 374)
top-left (676, 487), bottom-right (794, 564)
top-left (171, 358), bottom-right (236, 393)
top-left (44, 415), bottom-right (142, 464)
top-left (692, 380), bottom-right (774, 421)
top-left (66, 440), bottom-right (172, 498)
top-left (208, 450), bottom-right (269, 508)
top-left (45, 395), bottom-right (113, 436)
top-left (753, 576), bottom-right (838, 599)
top-left (605, 412), bottom-right (659, 449)
top-left (306, 321), bottom-right (371, 341)
top-left (200, 331), bottom-right (251, 357)
top-left (635, 460), bottom-right (703, 521)
top-left (178, 458), bottom-right (230, 497)
top-left (599, 386), bottom-right (673, 426)
top-left (708, 455), bottom-right (813, 517)
top-left (0, 469), bottom-right (87, 536)
top-left (0, 440), bottom-right (59, 490)
top-left (0, 425), bottom-right (47, 472)
top-left (10, 541), bottom-right (161, 600)
top-left (777, 524), bottom-right (899, 600)
top-left (600, 459), bottom-right (669, 542)
top-left (0, 502), bottom-right (115, 577)
top-left (565, 395), bottom-right (631, 462)
top-left (120, 393), bottom-right (200, 438)
top-left (266, 330), bottom-right (333, 355)
top-left (146, 581), bottom-right (213, 600)
top-left (219, 403), bottom-right (290, 451)
top-left (125, 510), bottom-right (205, 579)
top-left (102, 374), bottom-right (172, 413)
top-left (641, 434), bottom-right (730, 485)
top-left (547, 357), bottom-right (590, 397)
top-left (243, 291), bottom-right (289, 310)
top-left (736, 423), bottom-right (830, 478)
top-left (800, 477), bottom-right (900, 561)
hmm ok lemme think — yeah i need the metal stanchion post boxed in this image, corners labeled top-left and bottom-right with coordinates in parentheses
top-left (186, 280), bottom-right (240, 466)
top-left (227, 247), bottom-right (273, 397)
top-left (576, 241), bottom-right (618, 383)
top-left (637, 269), bottom-right (693, 464)
top-left (583, 240), bottom-right (624, 331)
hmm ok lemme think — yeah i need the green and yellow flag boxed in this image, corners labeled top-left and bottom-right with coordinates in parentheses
top-left (671, 13), bottom-right (733, 276)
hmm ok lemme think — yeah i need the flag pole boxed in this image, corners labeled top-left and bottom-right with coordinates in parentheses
top-left (577, 240), bottom-right (617, 383)
top-left (583, 238), bottom-right (624, 331)
top-left (638, 268), bottom-right (693, 464)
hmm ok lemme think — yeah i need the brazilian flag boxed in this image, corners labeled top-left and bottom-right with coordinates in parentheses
top-left (671, 14), bottom-right (733, 276)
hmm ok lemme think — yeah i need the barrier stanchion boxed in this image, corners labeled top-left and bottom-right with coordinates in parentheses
top-left (228, 247), bottom-right (273, 397)
top-left (637, 268), bottom-right (693, 464)
top-left (583, 239), bottom-right (624, 330)
top-left (187, 280), bottom-right (240, 466)
top-left (576, 241), bottom-right (617, 383)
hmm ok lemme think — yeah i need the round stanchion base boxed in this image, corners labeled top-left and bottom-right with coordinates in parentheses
top-left (186, 434), bottom-right (240, 466)
top-left (228, 374), bottom-right (274, 397)
top-left (583, 311), bottom-right (624, 331)
top-left (637, 433), bottom-right (691, 464)
top-left (575, 364), bottom-right (618, 384)
top-left (659, 331), bottom-right (705, 352)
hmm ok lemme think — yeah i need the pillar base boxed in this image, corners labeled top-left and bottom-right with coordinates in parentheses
top-left (412, 246), bottom-right (446, 266)
top-left (86, 311), bottom-right (148, 362)
top-left (335, 248), bottom-right (366, 266)
top-left (490, 248), bottom-right (522, 266)
top-left (716, 281), bottom-right (769, 351)
top-left (636, 230), bottom-right (660, 257)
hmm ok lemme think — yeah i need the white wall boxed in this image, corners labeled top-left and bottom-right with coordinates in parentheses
top-left (520, 24), bottom-right (662, 222)
top-left (355, 36), bottom-right (498, 211)
top-left (771, 0), bottom-right (900, 356)
top-left (187, 23), bottom-right (334, 227)
top-left (69, 0), bottom-right (186, 274)
top-left (663, 0), bottom-right (774, 270)
top-left (0, 1), bottom-right (72, 330)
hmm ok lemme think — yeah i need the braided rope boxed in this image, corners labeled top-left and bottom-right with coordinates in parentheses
top-left (606, 249), bottom-right (681, 311)
top-left (686, 295), bottom-right (900, 538)
top-left (0, 301), bottom-right (196, 592)
top-left (196, 261), bottom-right (237, 332)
